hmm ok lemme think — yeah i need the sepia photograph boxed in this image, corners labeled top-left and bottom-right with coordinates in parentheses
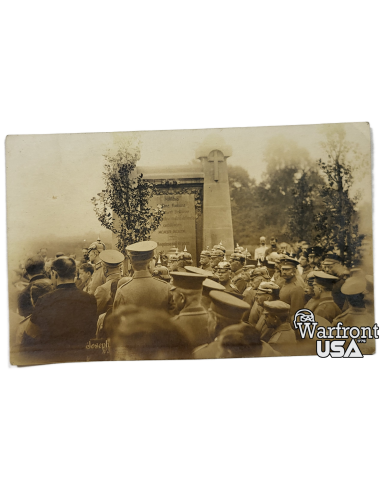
top-left (6, 123), bottom-right (375, 365)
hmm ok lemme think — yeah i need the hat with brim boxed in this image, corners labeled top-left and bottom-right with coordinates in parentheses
top-left (99, 250), bottom-right (125, 267)
top-left (257, 281), bottom-right (280, 294)
top-left (202, 278), bottom-right (226, 294)
top-left (209, 291), bottom-right (250, 320)
top-left (126, 241), bottom-right (157, 261)
top-left (262, 300), bottom-right (290, 316)
top-left (185, 265), bottom-right (214, 277)
top-left (341, 277), bottom-right (367, 295)
top-left (313, 270), bottom-right (339, 286)
top-left (170, 271), bottom-right (208, 291)
top-left (280, 257), bottom-right (299, 267)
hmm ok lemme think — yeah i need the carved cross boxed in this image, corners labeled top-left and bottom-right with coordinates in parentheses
top-left (208, 150), bottom-right (224, 181)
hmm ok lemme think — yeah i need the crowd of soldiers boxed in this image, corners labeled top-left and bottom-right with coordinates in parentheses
top-left (8, 235), bottom-right (376, 365)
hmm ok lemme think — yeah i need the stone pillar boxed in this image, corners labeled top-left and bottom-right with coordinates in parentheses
top-left (196, 140), bottom-right (234, 255)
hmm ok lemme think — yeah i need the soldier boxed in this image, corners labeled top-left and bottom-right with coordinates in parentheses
top-left (167, 252), bottom-right (179, 272)
top-left (216, 323), bottom-right (281, 359)
top-left (152, 264), bottom-right (172, 283)
top-left (210, 248), bottom-right (224, 273)
top-left (94, 250), bottom-right (128, 316)
top-left (193, 291), bottom-right (250, 358)
top-left (248, 281), bottom-right (280, 338)
top-left (332, 277), bottom-right (376, 355)
top-left (199, 249), bottom-right (213, 272)
top-left (278, 256), bottom-right (305, 321)
top-left (87, 237), bottom-right (107, 295)
top-left (200, 278), bottom-right (226, 311)
top-left (304, 271), bottom-right (320, 311)
top-left (330, 263), bottom-right (349, 310)
top-left (229, 252), bottom-right (247, 294)
top-left (113, 241), bottom-right (174, 314)
top-left (312, 271), bottom-right (342, 323)
top-left (215, 261), bottom-right (242, 298)
top-left (107, 307), bottom-right (193, 361)
top-left (171, 251), bottom-right (192, 272)
top-left (263, 300), bottom-right (297, 355)
top-left (170, 271), bottom-right (211, 349)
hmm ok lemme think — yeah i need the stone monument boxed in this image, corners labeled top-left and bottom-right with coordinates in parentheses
top-left (114, 134), bottom-right (235, 261)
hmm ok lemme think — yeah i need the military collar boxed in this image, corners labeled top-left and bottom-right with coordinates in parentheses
top-left (29, 274), bottom-right (47, 282)
top-left (179, 306), bottom-right (207, 316)
top-left (57, 283), bottom-right (77, 289)
top-left (133, 270), bottom-right (152, 279)
top-left (106, 272), bottom-right (121, 281)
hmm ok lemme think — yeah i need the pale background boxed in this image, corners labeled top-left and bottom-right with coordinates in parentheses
top-left (5, 122), bottom-right (372, 264)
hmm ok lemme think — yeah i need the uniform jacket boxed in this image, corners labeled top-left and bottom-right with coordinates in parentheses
top-left (333, 307), bottom-right (376, 355)
top-left (94, 273), bottom-right (130, 316)
top-left (305, 297), bottom-right (321, 312)
top-left (331, 279), bottom-right (346, 310)
top-left (269, 323), bottom-right (296, 352)
top-left (172, 305), bottom-right (211, 349)
top-left (113, 270), bottom-right (175, 314)
top-left (87, 261), bottom-right (106, 295)
top-left (314, 292), bottom-right (342, 323)
top-left (279, 277), bottom-right (305, 320)
top-left (231, 268), bottom-right (247, 294)
top-left (18, 274), bottom-right (53, 317)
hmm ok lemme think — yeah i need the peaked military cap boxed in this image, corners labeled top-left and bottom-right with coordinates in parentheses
top-left (185, 265), bottom-right (214, 277)
top-left (202, 278), bottom-right (226, 293)
top-left (200, 250), bottom-right (211, 257)
top-left (341, 277), bottom-right (367, 295)
top-left (209, 291), bottom-right (250, 320)
top-left (216, 261), bottom-right (232, 270)
top-left (126, 240), bottom-right (157, 260)
top-left (99, 249), bottom-right (125, 267)
top-left (306, 246), bottom-right (323, 257)
top-left (170, 271), bottom-right (208, 290)
top-left (365, 274), bottom-right (373, 287)
top-left (262, 300), bottom-right (290, 316)
top-left (324, 252), bottom-right (340, 264)
top-left (280, 256), bottom-right (299, 267)
top-left (313, 270), bottom-right (338, 283)
top-left (257, 281), bottom-right (280, 293)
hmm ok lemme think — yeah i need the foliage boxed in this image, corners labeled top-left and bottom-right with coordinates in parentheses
top-left (314, 126), bottom-right (365, 265)
top-left (286, 169), bottom-right (325, 243)
top-left (91, 145), bottom-right (165, 253)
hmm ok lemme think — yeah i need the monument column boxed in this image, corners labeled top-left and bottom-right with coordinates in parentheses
top-left (196, 143), bottom-right (234, 254)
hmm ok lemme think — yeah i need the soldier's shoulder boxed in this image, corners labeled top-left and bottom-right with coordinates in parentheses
top-left (152, 277), bottom-right (170, 286)
top-left (119, 277), bottom-right (134, 289)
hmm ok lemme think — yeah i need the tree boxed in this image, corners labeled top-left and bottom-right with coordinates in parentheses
top-left (314, 125), bottom-right (365, 265)
top-left (91, 145), bottom-right (165, 253)
top-left (286, 169), bottom-right (325, 243)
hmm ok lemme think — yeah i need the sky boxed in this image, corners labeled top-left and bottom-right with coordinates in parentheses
top-left (5, 122), bottom-right (372, 263)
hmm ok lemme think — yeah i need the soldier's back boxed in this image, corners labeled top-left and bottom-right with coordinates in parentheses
top-left (113, 271), bottom-right (173, 313)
